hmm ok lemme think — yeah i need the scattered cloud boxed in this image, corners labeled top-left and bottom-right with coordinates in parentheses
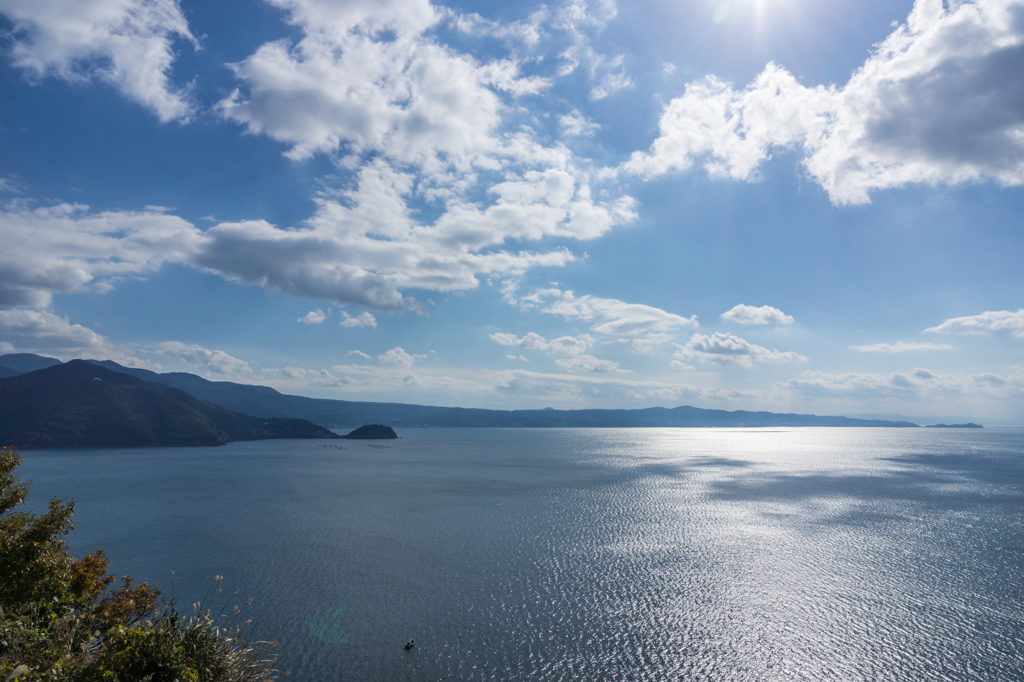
top-left (219, 0), bottom-right (536, 167)
top-left (347, 350), bottom-right (371, 359)
top-left (621, 0), bottom-right (1024, 204)
top-left (669, 360), bottom-right (695, 370)
top-left (553, 0), bottom-right (632, 101)
top-left (275, 365), bottom-right (351, 387)
top-left (154, 341), bottom-right (252, 375)
top-left (851, 341), bottom-right (955, 352)
top-left (490, 331), bottom-right (593, 357)
top-left (378, 346), bottom-right (427, 367)
top-left (925, 308), bottom-right (1024, 338)
top-left (444, 5), bottom-right (549, 48)
top-left (299, 309), bottom-right (327, 324)
top-left (779, 367), bottom-right (1024, 402)
top-left (0, 0), bottom-right (196, 122)
top-left (252, 358), bottom-right (767, 410)
top-left (490, 330), bottom-right (623, 372)
top-left (559, 109), bottom-right (600, 137)
top-left (675, 332), bottom-right (807, 367)
top-left (0, 308), bottom-right (148, 366)
top-left (340, 311), bottom-right (377, 328)
top-left (613, 333), bottom-right (673, 354)
top-left (525, 287), bottom-right (697, 336)
top-left (190, 164), bottom-right (634, 311)
top-left (1, 0), bottom-right (643, 315)
top-left (554, 354), bottom-right (623, 372)
top-left (0, 202), bottom-right (200, 308)
top-left (507, 354), bottom-right (528, 362)
top-left (721, 304), bottom-right (793, 325)
top-left (588, 57), bottom-right (632, 101)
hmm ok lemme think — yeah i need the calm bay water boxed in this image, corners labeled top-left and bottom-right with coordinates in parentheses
top-left (18, 427), bottom-right (1024, 681)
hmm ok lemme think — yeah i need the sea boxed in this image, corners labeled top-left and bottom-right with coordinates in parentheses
top-left (17, 427), bottom-right (1024, 681)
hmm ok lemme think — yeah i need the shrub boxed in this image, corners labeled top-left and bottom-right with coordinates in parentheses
top-left (0, 446), bottom-right (285, 681)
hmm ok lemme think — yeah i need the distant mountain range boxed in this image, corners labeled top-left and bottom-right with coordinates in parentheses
top-left (0, 360), bottom-right (340, 448)
top-left (0, 354), bottom-right (925, 443)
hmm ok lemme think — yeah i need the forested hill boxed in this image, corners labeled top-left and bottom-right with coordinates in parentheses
top-left (0, 361), bottom-right (340, 448)
top-left (0, 353), bottom-right (922, 430)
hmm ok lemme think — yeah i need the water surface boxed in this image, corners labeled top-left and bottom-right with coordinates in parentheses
top-left (19, 428), bottom-right (1024, 681)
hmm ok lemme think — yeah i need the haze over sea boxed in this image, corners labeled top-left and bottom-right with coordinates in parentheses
top-left (21, 428), bottom-right (1024, 681)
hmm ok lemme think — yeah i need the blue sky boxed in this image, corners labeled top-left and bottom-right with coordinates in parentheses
top-left (1, 0), bottom-right (1023, 422)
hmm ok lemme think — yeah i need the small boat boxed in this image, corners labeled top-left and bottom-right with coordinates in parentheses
top-left (404, 639), bottom-right (415, 650)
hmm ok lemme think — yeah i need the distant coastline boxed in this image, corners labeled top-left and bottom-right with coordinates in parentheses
top-left (0, 353), bottom-right (934, 450)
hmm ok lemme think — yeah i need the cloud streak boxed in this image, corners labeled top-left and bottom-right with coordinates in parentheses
top-left (154, 341), bottom-right (252, 375)
top-left (525, 287), bottom-right (697, 336)
top-left (926, 308), bottom-right (1024, 338)
top-left (851, 341), bottom-right (955, 353)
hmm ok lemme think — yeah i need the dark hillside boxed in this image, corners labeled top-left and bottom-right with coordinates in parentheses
top-left (0, 361), bottom-right (340, 448)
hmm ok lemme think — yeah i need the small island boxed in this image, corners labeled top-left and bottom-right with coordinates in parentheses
top-left (342, 424), bottom-right (398, 439)
top-left (925, 423), bottom-right (983, 428)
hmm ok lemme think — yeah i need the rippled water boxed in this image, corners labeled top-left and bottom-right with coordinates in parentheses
top-left (19, 428), bottom-right (1024, 681)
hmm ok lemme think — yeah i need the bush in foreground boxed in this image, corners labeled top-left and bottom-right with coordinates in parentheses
top-left (0, 446), bottom-right (285, 681)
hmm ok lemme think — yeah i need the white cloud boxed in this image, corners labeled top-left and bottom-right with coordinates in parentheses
top-left (507, 354), bottom-right (528, 362)
top-left (1, 1), bottom-right (639, 315)
top-left (589, 59), bottom-right (632, 101)
top-left (554, 354), bottom-right (623, 372)
top-left (721, 304), bottom-right (793, 325)
top-left (0, 172), bottom-right (631, 313)
top-left (190, 163), bottom-right (634, 312)
top-left (339, 311), bottom-right (377, 328)
top-left (553, 0), bottom-right (631, 100)
top-left (669, 359), bottom-right (694, 370)
top-left (490, 330), bottom-right (623, 372)
top-left (490, 331), bottom-right (593, 357)
top-left (622, 0), bottom-right (1024, 205)
top-left (925, 308), bottom-right (1024, 338)
top-left (218, 0), bottom-right (539, 168)
top-left (0, 308), bottom-right (147, 366)
top-left (779, 367), bottom-right (1024, 402)
top-left (851, 341), bottom-right (955, 352)
top-left (559, 109), bottom-right (600, 137)
top-left (0, 202), bottom-right (200, 308)
top-left (444, 6), bottom-right (549, 48)
top-left (154, 341), bottom-right (252, 375)
top-left (193, 0), bottom-right (638, 310)
top-left (347, 349), bottom-right (371, 359)
top-left (276, 365), bottom-right (351, 387)
top-left (526, 287), bottom-right (698, 336)
top-left (0, 0), bottom-right (196, 122)
top-left (378, 346), bottom-right (426, 366)
top-left (675, 332), bottom-right (807, 367)
top-left (299, 309), bottom-right (327, 324)
top-left (613, 333), bottom-right (673, 354)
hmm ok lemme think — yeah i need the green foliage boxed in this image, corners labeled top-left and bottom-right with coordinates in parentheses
top-left (0, 446), bottom-right (285, 681)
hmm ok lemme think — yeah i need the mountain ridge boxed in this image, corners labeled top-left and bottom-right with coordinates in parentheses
top-left (0, 353), bottom-right (922, 429)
